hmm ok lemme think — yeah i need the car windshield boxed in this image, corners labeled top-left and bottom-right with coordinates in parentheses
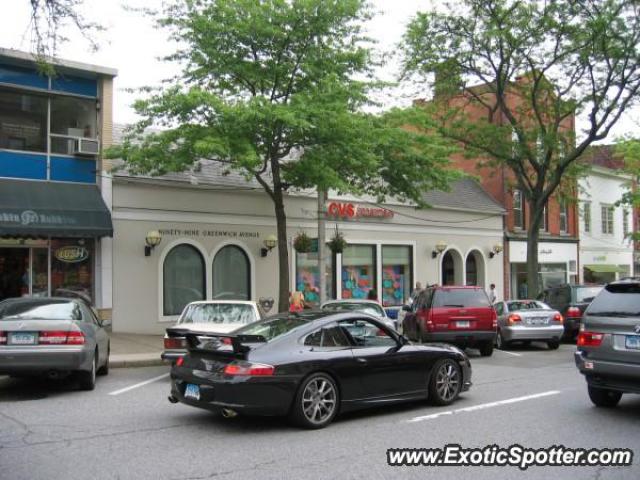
top-left (575, 286), bottom-right (603, 303)
top-left (235, 315), bottom-right (310, 341)
top-left (179, 303), bottom-right (257, 324)
top-left (321, 302), bottom-right (385, 317)
top-left (433, 289), bottom-right (490, 308)
top-left (508, 301), bottom-right (550, 311)
top-left (0, 301), bottom-right (81, 321)
top-left (586, 283), bottom-right (640, 316)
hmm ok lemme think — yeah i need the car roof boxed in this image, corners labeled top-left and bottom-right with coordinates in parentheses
top-left (0, 296), bottom-right (79, 305)
top-left (321, 299), bottom-right (381, 304)
top-left (185, 300), bottom-right (258, 306)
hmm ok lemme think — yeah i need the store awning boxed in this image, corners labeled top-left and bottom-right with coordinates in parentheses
top-left (584, 264), bottom-right (627, 274)
top-left (0, 179), bottom-right (112, 238)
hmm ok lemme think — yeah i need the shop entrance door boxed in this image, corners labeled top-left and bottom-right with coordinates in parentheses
top-left (0, 248), bottom-right (29, 301)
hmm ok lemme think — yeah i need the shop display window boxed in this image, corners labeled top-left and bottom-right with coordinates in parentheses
top-left (381, 245), bottom-right (411, 306)
top-left (341, 245), bottom-right (376, 300)
top-left (295, 251), bottom-right (333, 306)
top-left (51, 239), bottom-right (94, 303)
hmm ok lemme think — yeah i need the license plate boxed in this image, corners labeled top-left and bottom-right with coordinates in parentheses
top-left (8, 332), bottom-right (37, 345)
top-left (184, 383), bottom-right (200, 400)
top-left (529, 318), bottom-right (547, 325)
top-left (456, 321), bottom-right (470, 328)
top-left (625, 335), bottom-right (640, 350)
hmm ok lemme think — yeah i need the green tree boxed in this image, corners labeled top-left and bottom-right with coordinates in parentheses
top-left (617, 138), bottom-right (640, 240)
top-left (402, 0), bottom-right (640, 296)
top-left (111, 0), bottom-right (457, 311)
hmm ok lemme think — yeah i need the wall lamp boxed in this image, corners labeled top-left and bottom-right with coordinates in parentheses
top-left (144, 230), bottom-right (162, 256)
top-left (489, 243), bottom-right (503, 259)
top-left (261, 234), bottom-right (278, 257)
top-left (431, 240), bottom-right (448, 258)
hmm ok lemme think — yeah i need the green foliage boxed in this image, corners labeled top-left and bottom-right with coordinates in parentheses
top-left (617, 138), bottom-right (640, 240)
top-left (293, 232), bottom-right (312, 253)
top-left (328, 227), bottom-right (347, 254)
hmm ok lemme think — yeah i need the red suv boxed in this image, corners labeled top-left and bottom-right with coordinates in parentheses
top-left (402, 286), bottom-right (497, 356)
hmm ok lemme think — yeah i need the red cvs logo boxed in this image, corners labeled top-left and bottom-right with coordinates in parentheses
top-left (327, 202), bottom-right (355, 218)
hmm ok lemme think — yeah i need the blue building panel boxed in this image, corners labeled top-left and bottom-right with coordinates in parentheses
top-left (0, 150), bottom-right (47, 180)
top-left (50, 155), bottom-right (96, 183)
top-left (0, 64), bottom-right (48, 90)
top-left (51, 75), bottom-right (98, 97)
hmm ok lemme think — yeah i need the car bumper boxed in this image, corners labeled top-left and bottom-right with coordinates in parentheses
top-left (161, 349), bottom-right (187, 362)
top-left (0, 346), bottom-right (92, 374)
top-left (574, 350), bottom-right (640, 394)
top-left (422, 331), bottom-right (496, 347)
top-left (564, 318), bottom-right (581, 336)
top-left (169, 367), bottom-right (300, 416)
top-left (501, 325), bottom-right (564, 342)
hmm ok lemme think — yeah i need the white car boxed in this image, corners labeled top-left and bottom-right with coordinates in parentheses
top-left (320, 299), bottom-right (396, 331)
top-left (161, 301), bottom-right (263, 361)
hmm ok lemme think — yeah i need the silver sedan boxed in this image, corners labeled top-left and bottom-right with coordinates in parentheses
top-left (494, 299), bottom-right (564, 350)
top-left (0, 297), bottom-right (110, 390)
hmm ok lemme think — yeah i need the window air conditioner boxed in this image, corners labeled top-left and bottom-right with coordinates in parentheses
top-left (74, 138), bottom-right (100, 156)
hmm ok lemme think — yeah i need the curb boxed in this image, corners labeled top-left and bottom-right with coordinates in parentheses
top-left (109, 356), bottom-right (166, 369)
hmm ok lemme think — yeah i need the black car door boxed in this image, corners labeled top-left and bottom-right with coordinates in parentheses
top-left (339, 318), bottom-right (426, 400)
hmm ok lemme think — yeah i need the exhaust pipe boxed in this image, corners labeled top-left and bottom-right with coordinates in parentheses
top-left (168, 395), bottom-right (179, 404)
top-left (221, 408), bottom-right (238, 418)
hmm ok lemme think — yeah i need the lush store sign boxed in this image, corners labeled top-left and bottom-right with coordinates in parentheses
top-left (54, 246), bottom-right (89, 263)
top-left (326, 202), bottom-right (394, 220)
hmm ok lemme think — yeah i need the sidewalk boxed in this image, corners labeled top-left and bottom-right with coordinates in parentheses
top-left (109, 332), bottom-right (166, 368)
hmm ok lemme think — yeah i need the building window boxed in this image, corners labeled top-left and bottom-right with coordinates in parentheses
top-left (295, 250), bottom-right (333, 306)
top-left (50, 96), bottom-right (98, 155)
top-left (601, 204), bottom-right (614, 235)
top-left (163, 244), bottom-right (205, 316)
top-left (582, 202), bottom-right (591, 233)
top-left (381, 245), bottom-right (412, 306)
top-left (213, 245), bottom-right (250, 300)
top-left (559, 200), bottom-right (569, 233)
top-left (341, 245), bottom-right (376, 300)
top-left (539, 203), bottom-right (548, 232)
top-left (623, 209), bottom-right (630, 238)
top-left (0, 89), bottom-right (47, 153)
top-left (51, 239), bottom-right (94, 302)
top-left (513, 190), bottom-right (524, 229)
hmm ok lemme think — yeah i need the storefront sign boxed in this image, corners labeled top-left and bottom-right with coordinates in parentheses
top-left (326, 202), bottom-right (394, 219)
top-left (157, 228), bottom-right (260, 239)
top-left (54, 246), bottom-right (89, 263)
top-left (0, 210), bottom-right (78, 226)
top-left (540, 249), bottom-right (552, 255)
top-left (593, 255), bottom-right (607, 262)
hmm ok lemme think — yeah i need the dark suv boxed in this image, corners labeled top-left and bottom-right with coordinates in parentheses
top-left (538, 284), bottom-right (603, 339)
top-left (574, 280), bottom-right (640, 407)
top-left (402, 286), bottom-right (497, 356)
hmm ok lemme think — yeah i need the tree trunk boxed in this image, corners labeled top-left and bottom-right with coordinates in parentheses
top-left (273, 187), bottom-right (290, 312)
top-left (526, 198), bottom-right (544, 298)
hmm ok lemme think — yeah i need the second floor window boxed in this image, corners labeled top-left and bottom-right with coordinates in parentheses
top-left (583, 202), bottom-right (591, 233)
top-left (0, 90), bottom-right (47, 153)
top-left (601, 204), bottom-right (614, 235)
top-left (513, 190), bottom-right (524, 229)
top-left (559, 201), bottom-right (569, 233)
top-left (623, 209), bottom-right (630, 238)
top-left (538, 203), bottom-right (548, 232)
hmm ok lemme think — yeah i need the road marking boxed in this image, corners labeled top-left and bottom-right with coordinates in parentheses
top-left (408, 390), bottom-right (561, 423)
top-left (495, 349), bottom-right (522, 357)
top-left (108, 373), bottom-right (170, 396)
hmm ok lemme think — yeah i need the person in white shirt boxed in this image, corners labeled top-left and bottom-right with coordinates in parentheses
top-left (488, 283), bottom-right (497, 304)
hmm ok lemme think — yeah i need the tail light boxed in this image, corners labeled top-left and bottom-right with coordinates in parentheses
top-left (175, 356), bottom-right (184, 367)
top-left (38, 331), bottom-right (85, 345)
top-left (577, 331), bottom-right (604, 347)
top-left (164, 336), bottom-right (187, 349)
top-left (223, 362), bottom-right (275, 376)
top-left (491, 308), bottom-right (498, 329)
top-left (507, 314), bottom-right (522, 326)
top-left (566, 306), bottom-right (582, 318)
top-left (0, 331), bottom-right (6, 345)
top-left (553, 313), bottom-right (564, 323)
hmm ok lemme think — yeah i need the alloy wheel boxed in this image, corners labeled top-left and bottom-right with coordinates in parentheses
top-left (435, 361), bottom-right (460, 402)
top-left (301, 377), bottom-right (337, 425)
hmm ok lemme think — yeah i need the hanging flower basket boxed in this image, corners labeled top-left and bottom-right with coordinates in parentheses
top-left (328, 228), bottom-right (347, 254)
top-left (293, 232), bottom-right (312, 253)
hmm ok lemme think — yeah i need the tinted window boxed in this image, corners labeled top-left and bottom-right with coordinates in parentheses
top-left (586, 283), bottom-right (640, 316)
top-left (179, 303), bottom-right (257, 324)
top-left (304, 326), bottom-right (351, 347)
top-left (432, 289), bottom-right (490, 308)
top-left (507, 301), bottom-right (550, 311)
top-left (322, 302), bottom-right (385, 318)
top-left (236, 315), bottom-right (309, 341)
top-left (574, 286), bottom-right (603, 304)
top-left (0, 301), bottom-right (81, 320)
top-left (495, 302), bottom-right (504, 315)
top-left (338, 318), bottom-right (396, 347)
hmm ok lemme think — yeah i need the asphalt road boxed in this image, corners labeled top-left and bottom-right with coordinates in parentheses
top-left (0, 343), bottom-right (638, 480)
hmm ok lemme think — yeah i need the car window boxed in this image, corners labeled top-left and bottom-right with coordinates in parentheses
top-left (322, 302), bottom-right (385, 318)
top-left (495, 302), bottom-right (504, 315)
top-left (507, 301), bottom-right (550, 311)
top-left (304, 325), bottom-right (352, 348)
top-left (235, 315), bottom-right (309, 341)
top-left (432, 289), bottom-right (490, 308)
top-left (79, 303), bottom-right (99, 324)
top-left (574, 286), bottom-right (603, 304)
top-left (0, 300), bottom-right (82, 321)
top-left (586, 283), bottom-right (640, 316)
top-left (179, 303), bottom-right (258, 324)
top-left (337, 318), bottom-right (396, 348)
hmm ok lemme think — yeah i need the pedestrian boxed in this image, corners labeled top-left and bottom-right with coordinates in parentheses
top-left (289, 291), bottom-right (305, 312)
top-left (488, 283), bottom-right (497, 304)
top-left (367, 289), bottom-right (378, 301)
top-left (410, 281), bottom-right (423, 303)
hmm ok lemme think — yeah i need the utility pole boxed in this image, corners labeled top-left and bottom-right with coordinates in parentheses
top-left (317, 188), bottom-right (327, 304)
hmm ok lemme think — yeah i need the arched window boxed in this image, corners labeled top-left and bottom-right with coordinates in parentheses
top-left (213, 245), bottom-right (251, 300)
top-left (163, 244), bottom-right (205, 316)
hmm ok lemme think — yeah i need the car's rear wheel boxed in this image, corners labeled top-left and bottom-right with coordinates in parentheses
top-left (495, 331), bottom-right (509, 350)
top-left (478, 341), bottom-right (494, 357)
top-left (290, 373), bottom-right (339, 429)
top-left (77, 350), bottom-right (97, 391)
top-left (97, 343), bottom-right (110, 376)
top-left (429, 358), bottom-right (462, 406)
top-left (547, 340), bottom-right (560, 350)
top-left (588, 385), bottom-right (622, 408)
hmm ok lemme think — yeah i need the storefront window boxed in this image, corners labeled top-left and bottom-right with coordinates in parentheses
top-left (511, 262), bottom-right (566, 299)
top-left (163, 244), bottom-right (205, 315)
top-left (295, 251), bottom-right (333, 306)
top-left (0, 89), bottom-right (47, 152)
top-left (341, 245), bottom-right (376, 300)
top-left (381, 245), bottom-right (411, 306)
top-left (32, 248), bottom-right (49, 297)
top-left (51, 239), bottom-right (94, 303)
top-left (213, 245), bottom-right (250, 300)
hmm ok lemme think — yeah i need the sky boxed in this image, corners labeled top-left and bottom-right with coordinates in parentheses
top-left (0, 0), bottom-right (637, 139)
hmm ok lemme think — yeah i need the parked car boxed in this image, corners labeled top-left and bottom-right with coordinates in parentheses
top-left (575, 279), bottom-right (640, 407)
top-left (321, 299), bottom-right (395, 330)
top-left (402, 285), bottom-right (496, 356)
top-left (494, 300), bottom-right (564, 350)
top-left (168, 310), bottom-right (472, 429)
top-left (162, 301), bottom-right (264, 362)
top-left (0, 297), bottom-right (110, 390)
top-left (384, 305), bottom-right (408, 332)
top-left (538, 284), bottom-right (603, 339)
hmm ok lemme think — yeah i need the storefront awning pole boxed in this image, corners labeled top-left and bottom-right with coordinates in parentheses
top-left (318, 188), bottom-right (327, 304)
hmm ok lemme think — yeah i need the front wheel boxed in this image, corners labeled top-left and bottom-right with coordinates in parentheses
top-left (289, 373), bottom-right (339, 429)
top-left (588, 385), bottom-right (622, 408)
top-left (429, 358), bottom-right (462, 406)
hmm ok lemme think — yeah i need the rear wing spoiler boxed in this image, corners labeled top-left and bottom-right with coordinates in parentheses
top-left (169, 328), bottom-right (267, 356)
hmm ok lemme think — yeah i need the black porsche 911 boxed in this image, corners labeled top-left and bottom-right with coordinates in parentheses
top-left (168, 310), bottom-right (472, 429)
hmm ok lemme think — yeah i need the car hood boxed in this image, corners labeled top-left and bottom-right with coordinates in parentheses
top-left (169, 323), bottom-right (244, 334)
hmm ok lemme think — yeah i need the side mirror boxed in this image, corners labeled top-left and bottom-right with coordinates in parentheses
top-left (402, 305), bottom-right (411, 312)
top-left (101, 319), bottom-right (112, 328)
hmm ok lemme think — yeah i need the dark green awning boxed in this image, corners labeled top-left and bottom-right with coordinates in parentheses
top-left (0, 179), bottom-right (112, 238)
top-left (584, 264), bottom-right (627, 274)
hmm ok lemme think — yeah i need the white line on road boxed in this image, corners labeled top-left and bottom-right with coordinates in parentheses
top-left (408, 390), bottom-right (561, 423)
top-left (495, 349), bottom-right (522, 357)
top-left (108, 373), bottom-right (170, 396)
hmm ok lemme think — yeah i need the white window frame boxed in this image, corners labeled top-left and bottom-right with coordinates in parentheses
top-left (559, 201), bottom-right (568, 234)
top-left (601, 204), bottom-right (614, 235)
top-left (582, 202), bottom-right (591, 233)
top-left (623, 209), bottom-right (630, 238)
top-left (513, 190), bottom-right (524, 230)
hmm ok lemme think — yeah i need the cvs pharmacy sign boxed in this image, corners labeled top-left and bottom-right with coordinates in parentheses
top-left (326, 202), bottom-right (393, 219)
